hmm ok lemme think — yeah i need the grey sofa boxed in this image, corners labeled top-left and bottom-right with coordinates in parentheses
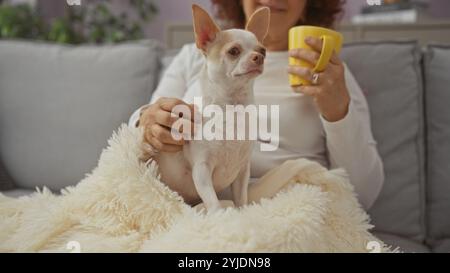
top-left (0, 39), bottom-right (449, 253)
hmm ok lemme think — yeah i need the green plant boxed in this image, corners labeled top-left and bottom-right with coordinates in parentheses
top-left (0, 0), bottom-right (158, 44)
top-left (0, 4), bottom-right (45, 40)
top-left (47, 15), bottom-right (83, 44)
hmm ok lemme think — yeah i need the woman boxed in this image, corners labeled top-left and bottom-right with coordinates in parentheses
top-left (130, 0), bottom-right (384, 210)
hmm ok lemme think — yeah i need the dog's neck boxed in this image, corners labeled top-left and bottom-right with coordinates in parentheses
top-left (199, 64), bottom-right (255, 107)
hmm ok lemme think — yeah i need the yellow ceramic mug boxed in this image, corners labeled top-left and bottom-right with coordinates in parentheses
top-left (289, 26), bottom-right (343, 86)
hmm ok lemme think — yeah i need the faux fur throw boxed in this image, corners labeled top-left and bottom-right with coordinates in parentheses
top-left (0, 125), bottom-right (392, 253)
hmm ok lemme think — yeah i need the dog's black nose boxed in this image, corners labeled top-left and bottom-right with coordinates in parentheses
top-left (251, 53), bottom-right (264, 66)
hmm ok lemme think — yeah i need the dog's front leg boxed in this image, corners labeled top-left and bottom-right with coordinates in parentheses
top-left (231, 162), bottom-right (250, 207)
top-left (192, 162), bottom-right (221, 212)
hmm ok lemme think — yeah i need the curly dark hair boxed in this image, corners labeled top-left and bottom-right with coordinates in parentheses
top-left (211, 0), bottom-right (345, 29)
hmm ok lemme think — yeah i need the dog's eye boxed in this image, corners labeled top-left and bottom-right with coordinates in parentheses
top-left (228, 47), bottom-right (241, 57)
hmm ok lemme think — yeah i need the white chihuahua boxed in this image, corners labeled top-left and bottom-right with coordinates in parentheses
top-left (154, 5), bottom-right (270, 211)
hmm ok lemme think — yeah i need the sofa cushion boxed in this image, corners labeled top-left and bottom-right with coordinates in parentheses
top-left (432, 239), bottom-right (450, 253)
top-left (373, 232), bottom-right (430, 253)
top-left (0, 40), bottom-right (162, 191)
top-left (424, 44), bottom-right (450, 251)
top-left (341, 42), bottom-right (425, 242)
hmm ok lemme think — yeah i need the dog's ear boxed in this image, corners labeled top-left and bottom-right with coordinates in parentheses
top-left (245, 7), bottom-right (270, 43)
top-left (192, 4), bottom-right (221, 53)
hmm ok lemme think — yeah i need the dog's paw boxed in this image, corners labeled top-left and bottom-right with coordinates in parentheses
top-left (194, 200), bottom-right (235, 213)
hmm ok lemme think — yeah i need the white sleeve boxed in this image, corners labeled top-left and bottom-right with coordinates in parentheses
top-left (128, 107), bottom-right (144, 127)
top-left (128, 44), bottom-right (196, 127)
top-left (320, 64), bottom-right (385, 210)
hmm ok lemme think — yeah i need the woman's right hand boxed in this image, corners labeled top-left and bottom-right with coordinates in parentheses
top-left (139, 97), bottom-right (196, 153)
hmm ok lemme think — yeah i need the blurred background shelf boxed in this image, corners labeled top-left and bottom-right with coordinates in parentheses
top-left (338, 20), bottom-right (450, 45)
top-left (166, 20), bottom-right (450, 49)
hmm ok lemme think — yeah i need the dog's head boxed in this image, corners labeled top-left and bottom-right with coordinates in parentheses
top-left (192, 4), bottom-right (270, 87)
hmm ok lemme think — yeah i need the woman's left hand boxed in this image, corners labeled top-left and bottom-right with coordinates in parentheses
top-left (288, 36), bottom-right (351, 122)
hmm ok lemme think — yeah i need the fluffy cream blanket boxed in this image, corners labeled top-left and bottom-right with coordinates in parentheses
top-left (0, 125), bottom-right (391, 253)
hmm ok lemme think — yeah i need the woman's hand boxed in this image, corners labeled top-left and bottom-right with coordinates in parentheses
top-left (139, 97), bottom-right (195, 153)
top-left (288, 36), bottom-right (351, 122)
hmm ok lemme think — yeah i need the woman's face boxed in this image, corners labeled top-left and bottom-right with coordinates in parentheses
top-left (242, 0), bottom-right (306, 50)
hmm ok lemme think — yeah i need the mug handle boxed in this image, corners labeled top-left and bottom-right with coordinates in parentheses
top-left (313, 35), bottom-right (335, 72)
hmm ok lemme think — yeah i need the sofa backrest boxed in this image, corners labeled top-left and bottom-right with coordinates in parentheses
top-left (0, 40), bottom-right (162, 191)
top-left (341, 42), bottom-right (426, 243)
top-left (424, 44), bottom-right (450, 252)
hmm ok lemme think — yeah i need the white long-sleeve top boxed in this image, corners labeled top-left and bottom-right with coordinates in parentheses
top-left (129, 44), bottom-right (384, 210)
